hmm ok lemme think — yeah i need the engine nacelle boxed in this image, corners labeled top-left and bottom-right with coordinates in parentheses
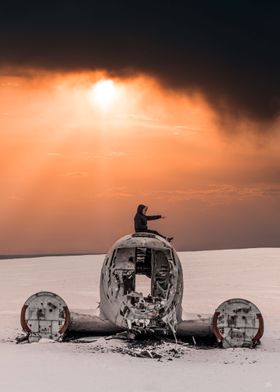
top-left (20, 291), bottom-right (70, 342)
top-left (212, 298), bottom-right (264, 348)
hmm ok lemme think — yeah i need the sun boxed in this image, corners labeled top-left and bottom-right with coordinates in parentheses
top-left (89, 79), bottom-right (116, 109)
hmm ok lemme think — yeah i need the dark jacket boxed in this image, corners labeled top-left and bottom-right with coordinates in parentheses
top-left (134, 204), bottom-right (162, 232)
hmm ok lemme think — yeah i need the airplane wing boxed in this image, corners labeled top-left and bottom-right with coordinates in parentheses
top-left (20, 291), bottom-right (122, 342)
top-left (69, 312), bottom-right (123, 335)
top-left (176, 316), bottom-right (214, 340)
top-left (177, 298), bottom-right (264, 348)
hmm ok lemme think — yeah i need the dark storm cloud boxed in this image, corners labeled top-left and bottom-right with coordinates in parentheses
top-left (1, 1), bottom-right (280, 122)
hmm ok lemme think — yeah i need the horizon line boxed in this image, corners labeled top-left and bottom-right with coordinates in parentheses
top-left (1, 245), bottom-right (280, 260)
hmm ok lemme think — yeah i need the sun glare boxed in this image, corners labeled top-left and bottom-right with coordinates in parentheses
top-left (89, 79), bottom-right (116, 109)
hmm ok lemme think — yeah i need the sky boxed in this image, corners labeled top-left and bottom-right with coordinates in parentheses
top-left (0, 2), bottom-right (280, 254)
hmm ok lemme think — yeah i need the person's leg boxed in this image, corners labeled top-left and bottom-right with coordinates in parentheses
top-left (145, 229), bottom-right (167, 240)
top-left (136, 229), bottom-right (173, 242)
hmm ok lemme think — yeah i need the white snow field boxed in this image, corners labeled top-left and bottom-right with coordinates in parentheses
top-left (0, 248), bottom-right (280, 392)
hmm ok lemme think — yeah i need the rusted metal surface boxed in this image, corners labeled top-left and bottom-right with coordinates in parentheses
top-left (20, 305), bottom-right (30, 333)
top-left (253, 313), bottom-right (265, 344)
top-left (212, 298), bottom-right (264, 348)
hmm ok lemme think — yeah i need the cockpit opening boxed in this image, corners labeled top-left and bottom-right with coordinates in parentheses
top-left (111, 247), bottom-right (172, 300)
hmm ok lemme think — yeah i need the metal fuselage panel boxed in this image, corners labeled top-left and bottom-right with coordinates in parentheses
top-left (99, 234), bottom-right (183, 334)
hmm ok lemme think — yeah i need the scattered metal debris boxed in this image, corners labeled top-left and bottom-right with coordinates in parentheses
top-left (88, 338), bottom-right (190, 361)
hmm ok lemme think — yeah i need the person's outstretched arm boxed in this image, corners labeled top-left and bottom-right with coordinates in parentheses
top-left (146, 215), bottom-right (162, 221)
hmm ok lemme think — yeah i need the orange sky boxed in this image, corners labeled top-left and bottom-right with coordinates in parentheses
top-left (1, 70), bottom-right (280, 254)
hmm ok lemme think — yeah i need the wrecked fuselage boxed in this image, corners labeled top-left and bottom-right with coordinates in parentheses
top-left (99, 233), bottom-right (183, 335)
top-left (20, 233), bottom-right (264, 347)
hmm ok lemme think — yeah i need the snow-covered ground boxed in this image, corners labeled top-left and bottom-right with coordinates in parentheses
top-left (0, 248), bottom-right (279, 392)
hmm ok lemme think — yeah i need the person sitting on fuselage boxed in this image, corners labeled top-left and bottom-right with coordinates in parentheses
top-left (134, 204), bottom-right (173, 242)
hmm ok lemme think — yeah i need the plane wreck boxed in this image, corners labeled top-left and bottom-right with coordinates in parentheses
top-left (20, 233), bottom-right (264, 348)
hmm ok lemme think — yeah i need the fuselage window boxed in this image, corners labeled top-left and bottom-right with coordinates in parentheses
top-left (152, 250), bottom-right (171, 298)
top-left (112, 248), bottom-right (136, 295)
